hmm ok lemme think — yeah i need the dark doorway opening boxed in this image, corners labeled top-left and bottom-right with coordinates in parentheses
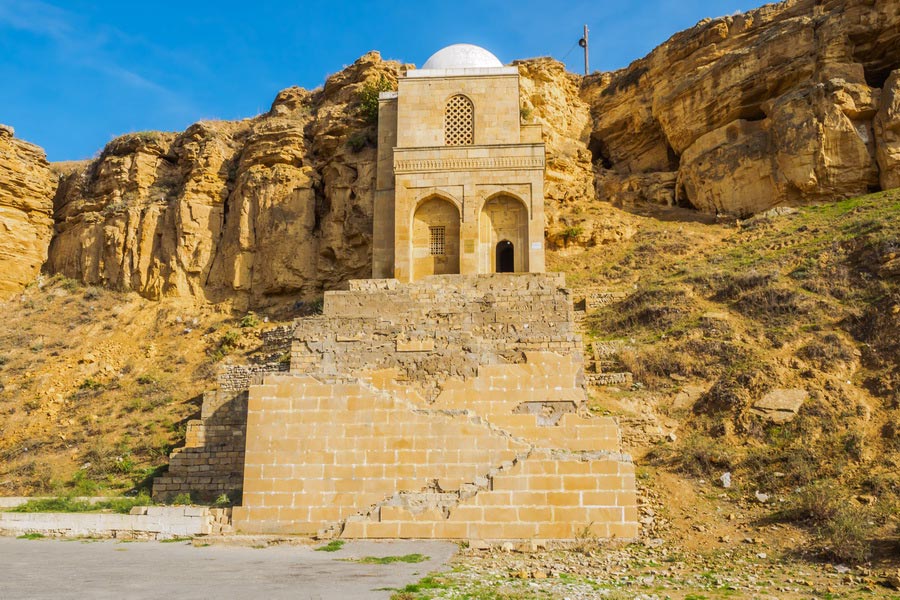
top-left (496, 240), bottom-right (514, 273)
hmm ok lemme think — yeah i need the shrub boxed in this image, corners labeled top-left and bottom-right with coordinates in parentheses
top-left (561, 226), bottom-right (583, 243)
top-left (346, 130), bottom-right (375, 152)
top-left (357, 74), bottom-right (394, 124)
top-left (79, 378), bottom-right (103, 391)
top-left (136, 374), bottom-right (159, 386)
top-left (651, 432), bottom-right (734, 478)
top-left (818, 505), bottom-right (875, 563)
top-left (220, 330), bottom-right (240, 352)
top-left (239, 312), bottom-right (260, 328)
top-left (170, 492), bottom-right (192, 505)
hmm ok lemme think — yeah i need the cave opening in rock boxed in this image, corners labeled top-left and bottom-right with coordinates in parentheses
top-left (588, 136), bottom-right (613, 169)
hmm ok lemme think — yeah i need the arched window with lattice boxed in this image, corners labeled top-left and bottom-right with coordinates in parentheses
top-left (444, 95), bottom-right (474, 146)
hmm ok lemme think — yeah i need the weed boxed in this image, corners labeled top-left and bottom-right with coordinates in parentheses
top-left (220, 330), bottom-right (240, 352)
top-left (79, 378), bottom-right (103, 391)
top-left (136, 374), bottom-right (159, 386)
top-left (159, 536), bottom-right (192, 543)
top-left (17, 533), bottom-right (45, 540)
top-left (314, 539), bottom-right (345, 552)
top-left (561, 226), bottom-right (583, 244)
top-left (239, 312), bottom-right (261, 328)
top-left (170, 492), bottom-right (192, 506)
top-left (212, 493), bottom-right (232, 508)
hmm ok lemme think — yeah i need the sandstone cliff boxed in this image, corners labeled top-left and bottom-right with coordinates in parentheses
top-left (9, 0), bottom-right (900, 305)
top-left (0, 125), bottom-right (55, 298)
top-left (46, 53), bottom-right (400, 308)
top-left (583, 0), bottom-right (900, 215)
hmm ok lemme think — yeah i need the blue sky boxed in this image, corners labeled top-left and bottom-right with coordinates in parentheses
top-left (0, 0), bottom-right (757, 161)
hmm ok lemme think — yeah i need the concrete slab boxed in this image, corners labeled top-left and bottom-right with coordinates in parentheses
top-left (0, 537), bottom-right (457, 600)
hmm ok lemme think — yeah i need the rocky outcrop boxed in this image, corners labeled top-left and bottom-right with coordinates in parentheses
top-left (0, 125), bottom-right (55, 298)
top-left (875, 70), bottom-right (900, 190)
top-left (46, 53), bottom-right (399, 308)
top-left (583, 0), bottom-right (900, 215)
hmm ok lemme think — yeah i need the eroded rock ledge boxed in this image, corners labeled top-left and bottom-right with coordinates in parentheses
top-left (582, 0), bottom-right (900, 215)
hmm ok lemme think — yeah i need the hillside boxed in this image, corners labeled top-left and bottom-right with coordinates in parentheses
top-left (552, 189), bottom-right (899, 562)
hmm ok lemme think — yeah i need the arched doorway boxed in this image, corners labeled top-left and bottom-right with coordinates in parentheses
top-left (480, 195), bottom-right (528, 273)
top-left (411, 197), bottom-right (460, 280)
top-left (496, 241), bottom-right (514, 273)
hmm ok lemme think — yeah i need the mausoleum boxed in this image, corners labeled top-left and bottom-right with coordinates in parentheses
top-left (154, 45), bottom-right (638, 543)
top-left (373, 44), bottom-right (547, 282)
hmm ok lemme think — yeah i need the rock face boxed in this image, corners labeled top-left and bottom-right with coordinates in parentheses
top-left (0, 125), bottom-right (55, 298)
top-left (515, 59), bottom-right (596, 246)
top-left (583, 0), bottom-right (900, 215)
top-left (46, 53), bottom-right (400, 308)
top-left (5, 0), bottom-right (898, 304)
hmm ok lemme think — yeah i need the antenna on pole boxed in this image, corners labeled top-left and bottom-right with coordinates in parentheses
top-left (579, 25), bottom-right (589, 75)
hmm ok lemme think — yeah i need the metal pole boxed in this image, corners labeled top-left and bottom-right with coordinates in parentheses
top-left (583, 24), bottom-right (589, 75)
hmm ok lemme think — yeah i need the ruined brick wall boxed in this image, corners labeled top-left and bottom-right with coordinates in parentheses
top-left (233, 274), bottom-right (639, 540)
top-left (290, 273), bottom-right (583, 398)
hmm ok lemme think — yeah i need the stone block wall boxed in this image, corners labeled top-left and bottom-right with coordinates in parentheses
top-left (152, 363), bottom-right (287, 503)
top-left (0, 507), bottom-right (231, 540)
top-left (233, 273), bottom-right (639, 540)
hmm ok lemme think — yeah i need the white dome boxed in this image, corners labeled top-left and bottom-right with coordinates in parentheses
top-left (422, 44), bottom-right (503, 70)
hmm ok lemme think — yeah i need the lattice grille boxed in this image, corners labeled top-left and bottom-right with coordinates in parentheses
top-left (430, 226), bottom-right (446, 255)
top-left (444, 95), bottom-right (474, 146)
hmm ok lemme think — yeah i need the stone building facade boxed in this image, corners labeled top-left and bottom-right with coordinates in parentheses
top-left (373, 44), bottom-right (547, 282)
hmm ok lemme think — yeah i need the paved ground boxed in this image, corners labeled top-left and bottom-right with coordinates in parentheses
top-left (0, 537), bottom-right (457, 600)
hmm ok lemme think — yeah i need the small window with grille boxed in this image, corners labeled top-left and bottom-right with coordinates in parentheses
top-left (444, 94), bottom-right (474, 146)
top-left (429, 226), bottom-right (446, 255)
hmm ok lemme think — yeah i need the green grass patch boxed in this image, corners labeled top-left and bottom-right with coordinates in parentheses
top-left (11, 493), bottom-right (152, 515)
top-left (159, 536), bottom-right (192, 543)
top-left (350, 553), bottom-right (429, 564)
top-left (16, 532), bottom-right (45, 540)
top-left (314, 539), bottom-right (345, 552)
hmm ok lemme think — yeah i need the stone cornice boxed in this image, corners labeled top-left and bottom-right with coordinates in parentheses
top-left (394, 155), bottom-right (545, 174)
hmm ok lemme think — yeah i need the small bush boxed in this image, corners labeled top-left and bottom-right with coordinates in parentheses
top-left (652, 433), bottom-right (734, 478)
top-left (170, 492), bottom-right (192, 505)
top-left (357, 74), bottom-right (394, 124)
top-left (346, 130), bottom-right (375, 152)
top-left (220, 330), bottom-right (240, 351)
top-left (239, 312), bottom-right (260, 328)
top-left (818, 505), bottom-right (875, 563)
top-left (212, 493), bottom-right (231, 508)
top-left (797, 333), bottom-right (856, 372)
top-left (136, 374), bottom-right (159, 386)
top-left (79, 378), bottom-right (103, 391)
top-left (789, 480), bottom-right (843, 523)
